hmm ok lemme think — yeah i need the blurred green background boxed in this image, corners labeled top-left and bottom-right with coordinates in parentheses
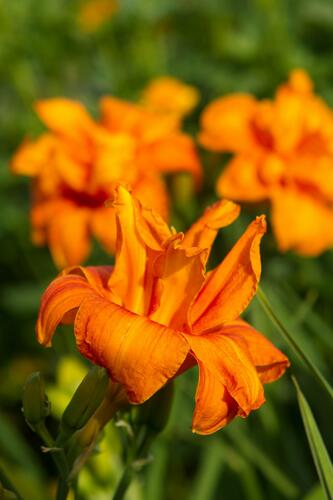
top-left (1, 0), bottom-right (333, 498)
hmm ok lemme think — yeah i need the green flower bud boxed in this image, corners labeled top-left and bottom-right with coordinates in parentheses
top-left (22, 372), bottom-right (50, 432)
top-left (132, 381), bottom-right (174, 436)
top-left (57, 366), bottom-right (109, 446)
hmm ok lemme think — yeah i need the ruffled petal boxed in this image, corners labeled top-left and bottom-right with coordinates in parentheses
top-left (35, 98), bottom-right (96, 145)
top-left (217, 154), bottom-right (268, 202)
top-left (271, 188), bottom-right (333, 256)
top-left (141, 77), bottom-right (199, 117)
top-left (218, 320), bottom-right (290, 383)
top-left (199, 94), bottom-right (257, 152)
top-left (148, 132), bottom-right (202, 186)
top-left (74, 294), bottom-right (189, 403)
top-left (150, 235), bottom-right (206, 330)
top-left (100, 97), bottom-right (143, 134)
top-left (192, 361), bottom-right (239, 434)
top-left (90, 206), bottom-right (117, 255)
top-left (182, 199), bottom-right (240, 252)
top-left (133, 173), bottom-right (169, 221)
top-left (47, 204), bottom-right (91, 269)
top-left (191, 216), bottom-right (266, 332)
top-left (11, 134), bottom-right (56, 177)
top-left (108, 185), bottom-right (170, 314)
top-left (36, 266), bottom-right (112, 346)
top-left (187, 332), bottom-right (264, 422)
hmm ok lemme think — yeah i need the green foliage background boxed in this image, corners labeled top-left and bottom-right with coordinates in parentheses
top-left (0, 0), bottom-right (333, 498)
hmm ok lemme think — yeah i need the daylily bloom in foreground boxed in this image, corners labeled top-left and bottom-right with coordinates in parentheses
top-left (37, 186), bottom-right (289, 434)
top-left (200, 69), bottom-right (333, 256)
top-left (11, 84), bottom-right (201, 268)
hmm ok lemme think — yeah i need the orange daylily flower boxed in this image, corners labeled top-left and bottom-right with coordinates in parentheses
top-left (11, 85), bottom-right (201, 268)
top-left (37, 186), bottom-right (289, 435)
top-left (199, 69), bottom-right (333, 256)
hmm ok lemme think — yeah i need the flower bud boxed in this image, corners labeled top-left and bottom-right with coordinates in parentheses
top-left (22, 372), bottom-right (50, 432)
top-left (57, 366), bottom-right (109, 445)
top-left (132, 381), bottom-right (174, 436)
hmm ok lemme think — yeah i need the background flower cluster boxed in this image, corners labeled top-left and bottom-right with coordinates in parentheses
top-left (1, 1), bottom-right (333, 499)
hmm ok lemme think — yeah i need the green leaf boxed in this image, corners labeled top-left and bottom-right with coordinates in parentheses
top-left (292, 377), bottom-right (333, 500)
top-left (256, 287), bottom-right (333, 401)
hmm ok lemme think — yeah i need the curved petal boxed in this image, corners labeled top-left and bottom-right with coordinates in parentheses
top-left (133, 173), bottom-right (169, 221)
top-left (74, 294), bottom-right (189, 404)
top-left (191, 216), bottom-right (266, 332)
top-left (187, 332), bottom-right (265, 420)
top-left (192, 362), bottom-right (239, 435)
top-left (35, 98), bottom-right (95, 144)
top-left (219, 320), bottom-right (290, 383)
top-left (150, 235), bottom-right (207, 330)
top-left (271, 188), bottom-right (333, 256)
top-left (182, 199), bottom-right (240, 252)
top-left (36, 266), bottom-right (112, 346)
top-left (100, 96), bottom-right (143, 134)
top-left (148, 133), bottom-right (202, 187)
top-left (47, 204), bottom-right (91, 268)
top-left (141, 77), bottom-right (199, 117)
top-left (90, 206), bottom-right (117, 255)
top-left (11, 134), bottom-right (56, 177)
top-left (199, 94), bottom-right (257, 152)
top-left (217, 154), bottom-right (268, 202)
top-left (101, 96), bottom-right (179, 141)
top-left (108, 185), bottom-right (170, 314)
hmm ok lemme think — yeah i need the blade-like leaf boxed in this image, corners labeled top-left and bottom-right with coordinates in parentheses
top-left (292, 376), bottom-right (333, 500)
top-left (256, 287), bottom-right (333, 401)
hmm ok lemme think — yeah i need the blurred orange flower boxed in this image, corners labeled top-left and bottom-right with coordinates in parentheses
top-left (37, 186), bottom-right (289, 435)
top-left (200, 69), bottom-right (333, 256)
top-left (141, 76), bottom-right (200, 117)
top-left (11, 84), bottom-right (201, 268)
top-left (77, 0), bottom-right (118, 33)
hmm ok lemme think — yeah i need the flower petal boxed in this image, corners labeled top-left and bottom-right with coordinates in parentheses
top-left (150, 236), bottom-right (207, 330)
top-left (141, 77), bottom-right (199, 117)
top-left (191, 216), bottom-right (266, 332)
top-left (199, 94), bottom-right (257, 152)
top-left (148, 133), bottom-right (202, 186)
top-left (133, 173), bottom-right (169, 222)
top-left (182, 199), bottom-right (240, 251)
top-left (218, 319), bottom-right (290, 383)
top-left (36, 266), bottom-right (112, 346)
top-left (187, 332), bottom-right (264, 420)
top-left (271, 188), bottom-right (333, 256)
top-left (90, 206), bottom-right (117, 255)
top-left (108, 185), bottom-right (170, 314)
top-left (10, 134), bottom-right (56, 177)
top-left (216, 153), bottom-right (268, 202)
top-left (47, 204), bottom-right (91, 268)
top-left (35, 98), bottom-right (96, 145)
top-left (192, 361), bottom-right (239, 435)
top-left (74, 294), bottom-right (189, 403)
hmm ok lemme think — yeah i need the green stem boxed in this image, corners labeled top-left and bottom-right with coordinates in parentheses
top-left (112, 427), bottom-right (151, 500)
top-left (56, 479), bottom-right (70, 500)
top-left (256, 287), bottom-right (333, 400)
top-left (36, 424), bottom-right (70, 499)
top-left (112, 464), bottom-right (134, 500)
top-left (36, 424), bottom-right (68, 479)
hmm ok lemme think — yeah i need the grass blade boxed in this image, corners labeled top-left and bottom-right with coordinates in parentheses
top-left (256, 287), bottom-right (333, 400)
top-left (292, 376), bottom-right (333, 500)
